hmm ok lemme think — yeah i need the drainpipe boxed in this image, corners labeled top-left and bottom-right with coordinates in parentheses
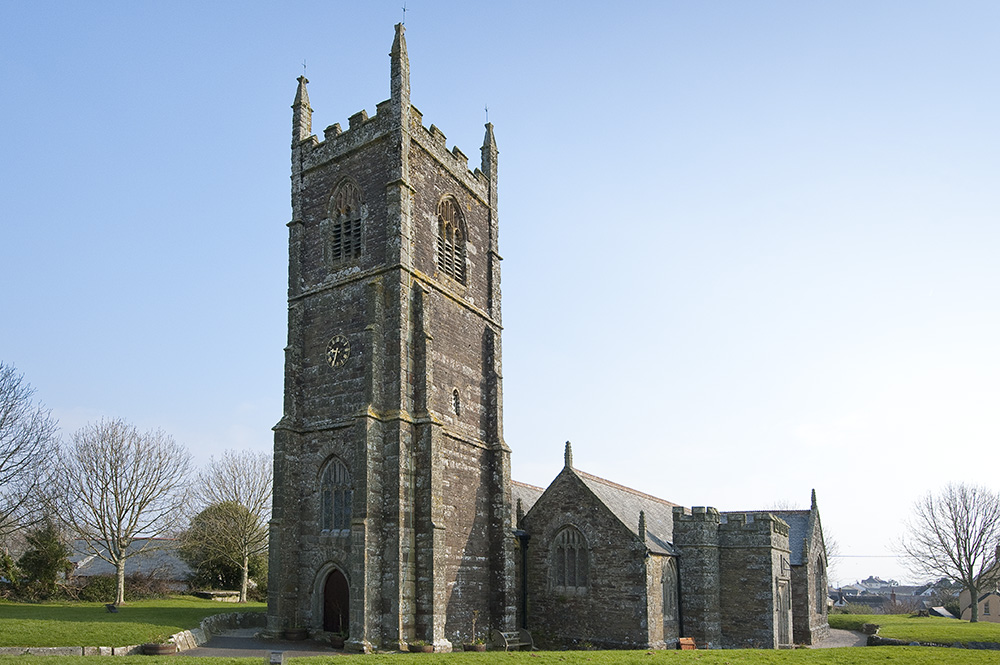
top-left (515, 531), bottom-right (530, 628)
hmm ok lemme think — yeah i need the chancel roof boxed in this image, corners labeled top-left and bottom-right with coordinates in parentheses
top-left (573, 468), bottom-right (681, 556)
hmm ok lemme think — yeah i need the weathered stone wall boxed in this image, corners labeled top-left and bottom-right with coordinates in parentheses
top-left (717, 513), bottom-right (790, 649)
top-left (791, 509), bottom-right (829, 644)
top-left (672, 507), bottom-right (722, 649)
top-left (523, 470), bottom-right (652, 649)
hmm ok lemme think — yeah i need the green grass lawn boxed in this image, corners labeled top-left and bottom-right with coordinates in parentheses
top-left (0, 596), bottom-right (265, 647)
top-left (829, 613), bottom-right (1000, 645)
top-left (1, 649), bottom-right (999, 665)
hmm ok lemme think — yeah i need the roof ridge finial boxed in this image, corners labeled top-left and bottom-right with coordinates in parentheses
top-left (811, 488), bottom-right (818, 510)
top-left (638, 510), bottom-right (647, 541)
top-left (564, 441), bottom-right (573, 468)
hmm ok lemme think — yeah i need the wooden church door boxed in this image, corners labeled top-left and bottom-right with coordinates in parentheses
top-left (323, 569), bottom-right (349, 634)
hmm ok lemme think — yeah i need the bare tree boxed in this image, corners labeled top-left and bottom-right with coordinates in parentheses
top-left (185, 450), bottom-right (271, 602)
top-left (901, 483), bottom-right (1000, 622)
top-left (0, 363), bottom-right (58, 539)
top-left (55, 418), bottom-right (191, 605)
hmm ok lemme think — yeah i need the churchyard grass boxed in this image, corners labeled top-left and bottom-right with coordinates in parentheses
top-left (0, 595), bottom-right (265, 647)
top-left (829, 613), bottom-right (1000, 644)
top-left (0, 649), bottom-right (998, 665)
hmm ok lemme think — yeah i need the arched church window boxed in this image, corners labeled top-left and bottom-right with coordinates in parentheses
top-left (327, 181), bottom-right (363, 264)
top-left (662, 557), bottom-right (678, 621)
top-left (320, 458), bottom-right (352, 532)
top-left (436, 197), bottom-right (466, 284)
top-left (552, 525), bottom-right (588, 591)
top-left (452, 388), bottom-right (461, 416)
top-left (815, 557), bottom-right (826, 614)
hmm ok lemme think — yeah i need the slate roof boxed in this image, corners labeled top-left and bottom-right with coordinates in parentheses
top-left (757, 510), bottom-right (811, 566)
top-left (70, 538), bottom-right (191, 582)
top-left (573, 468), bottom-right (681, 556)
top-left (512, 480), bottom-right (545, 527)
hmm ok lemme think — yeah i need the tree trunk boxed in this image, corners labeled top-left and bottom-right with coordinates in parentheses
top-left (240, 551), bottom-right (249, 603)
top-left (969, 584), bottom-right (979, 622)
top-left (116, 559), bottom-right (126, 605)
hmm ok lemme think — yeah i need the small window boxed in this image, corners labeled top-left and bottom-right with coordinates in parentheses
top-left (320, 458), bottom-right (352, 532)
top-left (985, 600), bottom-right (991, 615)
top-left (552, 525), bottom-right (588, 591)
top-left (662, 558), bottom-right (678, 621)
top-left (815, 557), bottom-right (826, 614)
top-left (436, 197), bottom-right (466, 283)
top-left (328, 181), bottom-right (362, 264)
top-left (452, 389), bottom-right (461, 416)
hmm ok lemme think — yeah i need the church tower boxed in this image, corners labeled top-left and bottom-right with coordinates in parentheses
top-left (268, 25), bottom-right (515, 652)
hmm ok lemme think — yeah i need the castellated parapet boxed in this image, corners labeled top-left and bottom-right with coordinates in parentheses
top-left (670, 508), bottom-right (793, 649)
top-left (296, 101), bottom-right (492, 208)
top-left (718, 512), bottom-right (792, 649)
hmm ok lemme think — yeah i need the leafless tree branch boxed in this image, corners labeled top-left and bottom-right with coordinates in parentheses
top-left (185, 450), bottom-right (271, 602)
top-left (0, 362), bottom-right (58, 539)
top-left (900, 483), bottom-right (1000, 622)
top-left (55, 418), bottom-right (191, 604)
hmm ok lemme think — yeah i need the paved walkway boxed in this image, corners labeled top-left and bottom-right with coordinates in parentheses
top-left (179, 627), bottom-right (867, 657)
top-left (178, 629), bottom-right (345, 658)
top-left (809, 628), bottom-right (867, 648)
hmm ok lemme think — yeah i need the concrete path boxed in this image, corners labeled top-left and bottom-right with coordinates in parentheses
top-left (177, 629), bottom-right (345, 658)
top-left (809, 628), bottom-right (867, 648)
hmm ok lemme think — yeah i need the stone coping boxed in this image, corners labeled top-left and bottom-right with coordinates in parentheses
top-left (0, 611), bottom-right (266, 657)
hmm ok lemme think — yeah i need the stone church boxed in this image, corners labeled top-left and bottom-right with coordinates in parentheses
top-left (267, 24), bottom-right (829, 651)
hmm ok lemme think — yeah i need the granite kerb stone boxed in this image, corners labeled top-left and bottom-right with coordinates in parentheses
top-left (866, 634), bottom-right (1000, 650)
top-left (0, 611), bottom-right (265, 656)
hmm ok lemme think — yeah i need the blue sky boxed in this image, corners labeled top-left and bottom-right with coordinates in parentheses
top-left (2, 1), bottom-right (998, 586)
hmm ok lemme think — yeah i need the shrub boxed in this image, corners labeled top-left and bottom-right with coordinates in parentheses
top-left (75, 570), bottom-right (172, 602)
top-left (77, 575), bottom-right (117, 602)
top-left (16, 519), bottom-right (72, 600)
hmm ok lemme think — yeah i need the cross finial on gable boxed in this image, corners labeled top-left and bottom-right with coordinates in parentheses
top-left (564, 441), bottom-right (573, 468)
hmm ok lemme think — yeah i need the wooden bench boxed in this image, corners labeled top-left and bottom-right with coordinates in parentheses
top-left (491, 629), bottom-right (535, 651)
top-left (677, 637), bottom-right (696, 650)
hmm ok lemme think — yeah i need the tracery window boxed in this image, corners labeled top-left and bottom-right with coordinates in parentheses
top-left (327, 181), bottom-right (362, 264)
top-left (320, 458), bottom-right (352, 532)
top-left (436, 197), bottom-right (466, 283)
top-left (552, 525), bottom-right (588, 591)
top-left (662, 558), bottom-right (678, 621)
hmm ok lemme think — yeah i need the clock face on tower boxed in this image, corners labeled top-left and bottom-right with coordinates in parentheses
top-left (326, 334), bottom-right (351, 369)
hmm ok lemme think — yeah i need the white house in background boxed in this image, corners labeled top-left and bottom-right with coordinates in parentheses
top-left (960, 588), bottom-right (1000, 623)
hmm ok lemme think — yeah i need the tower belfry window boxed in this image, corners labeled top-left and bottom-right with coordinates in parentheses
top-left (436, 197), bottom-right (466, 284)
top-left (328, 181), bottom-right (362, 264)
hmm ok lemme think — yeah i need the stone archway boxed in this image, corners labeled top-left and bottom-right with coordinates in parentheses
top-left (323, 568), bottom-right (350, 634)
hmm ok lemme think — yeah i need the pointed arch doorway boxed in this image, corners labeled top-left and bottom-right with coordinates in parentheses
top-left (323, 569), bottom-right (349, 634)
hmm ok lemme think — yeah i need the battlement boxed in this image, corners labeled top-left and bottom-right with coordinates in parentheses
top-left (673, 506), bottom-right (721, 523)
top-left (719, 512), bottom-right (790, 536)
top-left (297, 100), bottom-right (489, 194)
